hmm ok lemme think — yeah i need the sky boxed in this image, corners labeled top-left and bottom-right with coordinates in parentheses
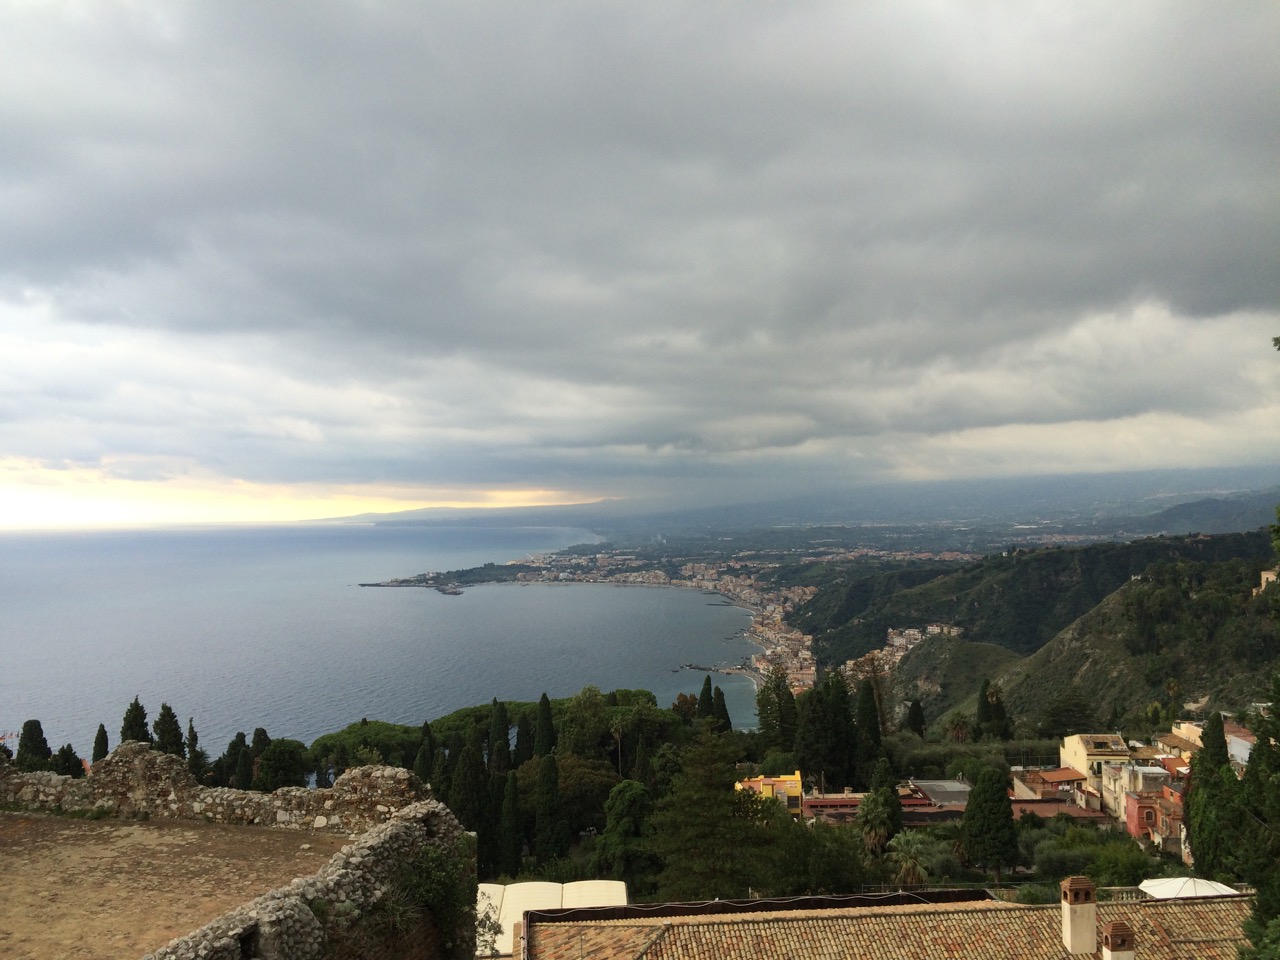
top-left (1, 2), bottom-right (1277, 529)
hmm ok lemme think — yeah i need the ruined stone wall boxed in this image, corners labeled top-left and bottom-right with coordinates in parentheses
top-left (142, 797), bottom-right (475, 960)
top-left (0, 742), bottom-right (424, 833)
top-left (0, 746), bottom-right (477, 960)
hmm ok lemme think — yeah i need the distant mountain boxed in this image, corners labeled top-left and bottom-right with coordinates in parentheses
top-left (1100, 489), bottom-right (1279, 536)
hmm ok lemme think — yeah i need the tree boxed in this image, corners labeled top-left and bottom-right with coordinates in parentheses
top-left (855, 678), bottom-right (882, 748)
top-left (592, 780), bottom-right (659, 894)
top-left (186, 718), bottom-right (208, 780)
top-left (252, 739), bottom-right (308, 791)
top-left (496, 770), bottom-right (523, 879)
top-left (52, 743), bottom-right (85, 778)
top-left (152, 703), bottom-right (185, 758)
top-left (561, 685), bottom-right (609, 758)
top-left (534, 692), bottom-right (556, 757)
top-left (92, 724), bottom-right (109, 763)
top-left (888, 830), bottom-right (932, 887)
top-left (794, 673), bottom-right (856, 791)
top-left (488, 699), bottom-right (511, 775)
top-left (670, 692), bottom-right (699, 726)
top-left (857, 786), bottom-right (900, 858)
top-left (120, 696), bottom-right (152, 744)
top-left (1187, 711), bottom-right (1240, 879)
top-left (906, 700), bottom-right (926, 738)
top-left (250, 727), bottom-right (272, 758)
top-left (647, 729), bottom-right (760, 901)
top-left (234, 746), bottom-right (254, 790)
top-left (534, 753), bottom-right (569, 864)
top-left (512, 713), bottom-right (534, 768)
top-left (413, 743), bottom-right (433, 785)
top-left (15, 720), bottom-right (52, 772)
top-left (962, 768), bottom-right (1018, 881)
top-left (1239, 673), bottom-right (1280, 956)
top-left (756, 664), bottom-right (798, 750)
top-left (448, 727), bottom-right (489, 833)
top-left (711, 685), bottom-right (732, 734)
top-left (696, 675), bottom-right (714, 720)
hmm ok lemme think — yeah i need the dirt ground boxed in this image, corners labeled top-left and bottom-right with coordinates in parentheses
top-left (0, 811), bottom-right (350, 960)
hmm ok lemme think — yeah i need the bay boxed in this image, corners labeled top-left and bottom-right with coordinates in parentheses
top-left (0, 524), bottom-right (759, 758)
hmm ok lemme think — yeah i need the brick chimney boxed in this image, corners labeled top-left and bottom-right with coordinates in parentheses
top-left (1102, 920), bottom-right (1136, 960)
top-left (1060, 876), bottom-right (1097, 954)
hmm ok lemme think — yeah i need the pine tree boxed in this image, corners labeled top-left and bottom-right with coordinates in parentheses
top-left (712, 686), bottom-right (732, 733)
top-left (906, 700), bottom-right (926, 738)
top-left (962, 768), bottom-right (1018, 881)
top-left (92, 723), bottom-right (109, 763)
top-left (120, 696), bottom-right (152, 744)
top-left (15, 719), bottom-right (52, 772)
top-left (488, 699), bottom-right (511, 775)
top-left (647, 729), bottom-right (759, 900)
top-left (534, 693), bottom-right (556, 757)
top-left (1238, 673), bottom-right (1280, 957)
top-left (756, 664), bottom-right (798, 750)
top-left (696, 675), bottom-right (714, 720)
top-left (1187, 711), bottom-right (1239, 880)
top-left (794, 673), bottom-right (856, 791)
top-left (592, 779), bottom-right (659, 894)
top-left (250, 727), bottom-right (271, 758)
top-left (253, 739), bottom-right (308, 791)
top-left (153, 703), bottom-right (185, 758)
top-left (496, 770), bottom-right (523, 878)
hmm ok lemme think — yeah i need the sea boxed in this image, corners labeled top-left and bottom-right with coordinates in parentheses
top-left (0, 523), bottom-right (760, 759)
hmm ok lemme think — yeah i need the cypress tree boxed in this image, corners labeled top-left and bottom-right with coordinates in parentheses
top-left (1188, 711), bottom-right (1237, 879)
top-left (1238, 673), bottom-right (1280, 955)
top-left (413, 743), bottom-right (433, 785)
top-left (186, 718), bottom-right (208, 780)
top-left (250, 727), bottom-right (271, 758)
top-left (534, 692), bottom-right (556, 757)
top-left (16, 719), bottom-right (52, 772)
top-left (513, 713), bottom-right (534, 768)
top-left (120, 696), bottom-right (152, 744)
top-left (906, 700), bottom-right (926, 738)
top-left (234, 746), bottom-right (254, 790)
top-left (488, 699), bottom-right (511, 775)
top-left (52, 743), bottom-right (85, 778)
top-left (92, 723), bottom-right (109, 763)
top-left (962, 768), bottom-right (1018, 881)
top-left (534, 754), bottom-right (569, 863)
top-left (153, 703), bottom-right (185, 758)
top-left (420, 719), bottom-right (437, 771)
top-left (696, 675), bottom-right (715, 720)
top-left (448, 727), bottom-right (489, 832)
top-left (712, 686), bottom-right (732, 733)
top-left (497, 770), bottom-right (523, 878)
top-left (855, 678), bottom-right (881, 747)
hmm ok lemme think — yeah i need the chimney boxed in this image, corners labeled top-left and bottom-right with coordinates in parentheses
top-left (1102, 920), bottom-right (1136, 960)
top-left (1060, 876), bottom-right (1097, 954)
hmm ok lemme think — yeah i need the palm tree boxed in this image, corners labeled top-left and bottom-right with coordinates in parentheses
top-left (856, 789), bottom-right (894, 857)
top-left (887, 831), bottom-right (932, 888)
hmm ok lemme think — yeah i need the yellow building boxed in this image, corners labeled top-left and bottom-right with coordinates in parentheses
top-left (736, 770), bottom-right (802, 817)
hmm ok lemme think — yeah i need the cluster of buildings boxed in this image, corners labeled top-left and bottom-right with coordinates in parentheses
top-left (838, 622), bottom-right (963, 683)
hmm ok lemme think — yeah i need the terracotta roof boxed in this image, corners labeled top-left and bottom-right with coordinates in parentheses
top-left (523, 895), bottom-right (1252, 960)
top-left (1038, 767), bottom-right (1087, 783)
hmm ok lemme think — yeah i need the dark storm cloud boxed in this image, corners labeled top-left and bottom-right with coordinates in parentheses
top-left (0, 1), bottom-right (1277, 506)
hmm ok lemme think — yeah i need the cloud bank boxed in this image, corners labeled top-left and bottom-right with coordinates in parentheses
top-left (1, 2), bottom-right (1277, 524)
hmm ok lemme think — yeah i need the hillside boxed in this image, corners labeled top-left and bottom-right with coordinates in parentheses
top-left (889, 638), bottom-right (1022, 724)
top-left (996, 556), bottom-right (1280, 727)
top-left (799, 530), bottom-right (1275, 666)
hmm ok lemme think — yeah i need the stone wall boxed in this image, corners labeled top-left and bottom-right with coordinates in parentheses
top-left (0, 745), bottom-right (477, 960)
top-left (0, 742), bottom-right (425, 833)
top-left (143, 796), bottom-right (475, 960)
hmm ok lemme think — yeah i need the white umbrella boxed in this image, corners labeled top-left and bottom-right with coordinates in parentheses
top-left (1139, 877), bottom-right (1240, 899)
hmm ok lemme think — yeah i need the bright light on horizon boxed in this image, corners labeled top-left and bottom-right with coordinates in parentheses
top-left (0, 458), bottom-right (592, 531)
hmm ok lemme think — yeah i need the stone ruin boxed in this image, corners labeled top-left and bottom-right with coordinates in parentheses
top-left (0, 741), bottom-right (425, 833)
top-left (0, 745), bottom-right (476, 959)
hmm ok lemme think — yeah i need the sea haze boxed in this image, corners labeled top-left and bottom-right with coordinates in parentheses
top-left (0, 525), bottom-right (759, 758)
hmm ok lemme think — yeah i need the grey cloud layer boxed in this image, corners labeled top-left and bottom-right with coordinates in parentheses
top-left (2, 1), bottom-right (1277, 501)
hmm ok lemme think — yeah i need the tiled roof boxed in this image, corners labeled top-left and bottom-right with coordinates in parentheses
top-left (524, 895), bottom-right (1252, 960)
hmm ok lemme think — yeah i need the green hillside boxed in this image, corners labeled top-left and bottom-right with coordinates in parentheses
top-left (998, 555), bottom-right (1280, 727)
top-left (889, 638), bottom-right (1022, 724)
top-left (799, 530), bottom-right (1274, 666)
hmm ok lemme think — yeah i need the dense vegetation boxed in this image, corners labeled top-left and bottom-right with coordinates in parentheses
top-left (799, 530), bottom-right (1274, 665)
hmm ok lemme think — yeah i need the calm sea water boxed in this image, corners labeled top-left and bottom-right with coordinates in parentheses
top-left (0, 524), bottom-right (759, 758)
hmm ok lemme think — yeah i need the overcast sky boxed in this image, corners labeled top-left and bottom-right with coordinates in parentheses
top-left (1, 2), bottom-right (1277, 528)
